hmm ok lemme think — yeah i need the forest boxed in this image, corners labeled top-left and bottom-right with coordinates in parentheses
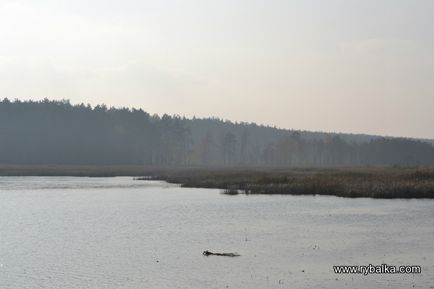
top-left (1, 98), bottom-right (434, 167)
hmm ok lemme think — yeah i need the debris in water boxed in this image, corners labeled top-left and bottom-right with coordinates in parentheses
top-left (203, 250), bottom-right (240, 257)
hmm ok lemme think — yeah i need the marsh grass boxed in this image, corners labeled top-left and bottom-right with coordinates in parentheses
top-left (0, 164), bottom-right (148, 177)
top-left (150, 167), bottom-right (434, 199)
top-left (2, 164), bottom-right (434, 199)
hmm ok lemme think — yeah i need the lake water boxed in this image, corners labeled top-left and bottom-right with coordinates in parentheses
top-left (0, 177), bottom-right (433, 289)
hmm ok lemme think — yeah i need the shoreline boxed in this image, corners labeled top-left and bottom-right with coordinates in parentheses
top-left (147, 167), bottom-right (434, 199)
top-left (2, 165), bottom-right (434, 199)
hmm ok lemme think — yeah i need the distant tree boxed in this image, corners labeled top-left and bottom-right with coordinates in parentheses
top-left (1, 99), bottom-right (434, 167)
top-left (239, 129), bottom-right (250, 164)
top-left (221, 132), bottom-right (237, 165)
top-left (200, 131), bottom-right (215, 165)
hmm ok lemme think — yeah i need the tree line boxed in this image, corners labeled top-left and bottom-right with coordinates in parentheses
top-left (1, 98), bottom-right (433, 167)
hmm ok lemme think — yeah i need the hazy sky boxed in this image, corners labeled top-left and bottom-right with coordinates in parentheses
top-left (1, 0), bottom-right (433, 138)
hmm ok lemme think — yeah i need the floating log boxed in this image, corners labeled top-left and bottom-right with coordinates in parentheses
top-left (203, 250), bottom-right (240, 257)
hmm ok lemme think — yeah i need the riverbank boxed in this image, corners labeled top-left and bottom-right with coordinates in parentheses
top-left (148, 167), bottom-right (434, 199)
top-left (1, 165), bottom-right (434, 198)
top-left (0, 164), bottom-right (148, 177)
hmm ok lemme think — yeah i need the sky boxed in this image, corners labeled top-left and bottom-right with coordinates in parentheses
top-left (1, 0), bottom-right (433, 138)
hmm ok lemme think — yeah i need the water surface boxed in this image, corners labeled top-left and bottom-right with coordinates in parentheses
top-left (0, 177), bottom-right (433, 289)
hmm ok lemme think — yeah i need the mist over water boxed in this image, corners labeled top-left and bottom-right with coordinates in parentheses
top-left (0, 177), bottom-right (433, 289)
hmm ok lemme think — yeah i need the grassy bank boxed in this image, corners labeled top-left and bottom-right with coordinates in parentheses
top-left (148, 167), bottom-right (434, 199)
top-left (0, 164), bottom-right (149, 177)
top-left (2, 165), bottom-right (434, 199)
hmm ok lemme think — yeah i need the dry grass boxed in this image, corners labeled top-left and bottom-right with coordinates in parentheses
top-left (0, 164), bottom-right (147, 177)
top-left (149, 167), bottom-right (434, 198)
top-left (2, 164), bottom-right (434, 198)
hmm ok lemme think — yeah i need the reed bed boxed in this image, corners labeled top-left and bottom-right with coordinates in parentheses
top-left (150, 167), bottom-right (434, 199)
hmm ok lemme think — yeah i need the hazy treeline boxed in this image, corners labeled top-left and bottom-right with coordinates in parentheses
top-left (1, 99), bottom-right (434, 167)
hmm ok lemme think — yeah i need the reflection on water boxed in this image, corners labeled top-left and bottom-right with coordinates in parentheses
top-left (0, 177), bottom-right (433, 289)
